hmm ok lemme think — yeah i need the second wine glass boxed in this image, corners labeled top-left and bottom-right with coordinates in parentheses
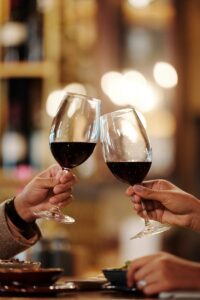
top-left (34, 92), bottom-right (101, 223)
top-left (100, 108), bottom-right (170, 239)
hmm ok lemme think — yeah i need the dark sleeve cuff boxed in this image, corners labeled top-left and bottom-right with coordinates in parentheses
top-left (5, 198), bottom-right (37, 239)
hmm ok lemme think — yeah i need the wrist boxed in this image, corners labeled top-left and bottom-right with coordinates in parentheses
top-left (5, 197), bottom-right (35, 228)
top-left (5, 198), bottom-right (38, 239)
top-left (14, 195), bottom-right (36, 223)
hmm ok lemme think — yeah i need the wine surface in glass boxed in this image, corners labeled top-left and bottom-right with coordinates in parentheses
top-left (106, 161), bottom-right (151, 185)
top-left (50, 141), bottom-right (96, 169)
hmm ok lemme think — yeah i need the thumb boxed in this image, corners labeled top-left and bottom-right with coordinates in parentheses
top-left (133, 185), bottom-right (169, 204)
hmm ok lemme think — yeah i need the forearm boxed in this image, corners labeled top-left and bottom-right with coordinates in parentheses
top-left (0, 200), bottom-right (41, 259)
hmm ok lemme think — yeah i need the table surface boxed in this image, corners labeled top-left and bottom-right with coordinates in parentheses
top-left (0, 274), bottom-right (197, 300)
top-left (0, 290), bottom-right (197, 300)
top-left (0, 291), bottom-right (155, 300)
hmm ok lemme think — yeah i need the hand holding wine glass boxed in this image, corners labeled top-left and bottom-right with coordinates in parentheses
top-left (126, 179), bottom-right (200, 233)
top-left (100, 108), bottom-right (170, 239)
top-left (15, 164), bottom-right (75, 222)
top-left (34, 92), bottom-right (101, 223)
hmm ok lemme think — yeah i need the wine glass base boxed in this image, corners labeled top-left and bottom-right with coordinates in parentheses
top-left (33, 210), bottom-right (75, 224)
top-left (130, 223), bottom-right (170, 240)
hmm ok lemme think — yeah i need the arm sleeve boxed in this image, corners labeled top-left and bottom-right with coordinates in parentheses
top-left (0, 200), bottom-right (41, 259)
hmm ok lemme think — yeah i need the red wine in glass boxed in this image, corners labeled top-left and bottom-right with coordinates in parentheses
top-left (50, 142), bottom-right (96, 169)
top-left (106, 161), bottom-right (152, 186)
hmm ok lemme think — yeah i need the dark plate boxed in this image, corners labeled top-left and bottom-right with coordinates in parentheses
top-left (0, 283), bottom-right (76, 296)
top-left (0, 268), bottom-right (63, 286)
top-left (0, 279), bottom-right (107, 296)
top-left (102, 269), bottom-right (128, 287)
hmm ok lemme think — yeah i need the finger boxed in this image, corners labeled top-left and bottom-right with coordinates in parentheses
top-left (135, 206), bottom-right (161, 222)
top-left (131, 198), bottom-right (146, 214)
top-left (132, 185), bottom-right (171, 204)
top-left (131, 194), bottom-right (141, 204)
top-left (53, 184), bottom-right (73, 194)
top-left (49, 164), bottom-right (62, 177)
top-left (133, 203), bottom-right (143, 213)
top-left (132, 204), bottom-right (148, 218)
top-left (34, 177), bottom-right (59, 189)
top-left (142, 179), bottom-right (173, 191)
top-left (55, 169), bottom-right (64, 181)
top-left (127, 255), bottom-right (158, 287)
top-left (125, 186), bottom-right (134, 196)
top-left (141, 180), bottom-right (161, 190)
top-left (57, 197), bottom-right (73, 208)
top-left (132, 195), bottom-right (161, 211)
top-left (143, 200), bottom-right (155, 212)
top-left (136, 270), bottom-right (159, 292)
top-left (134, 260), bottom-right (157, 282)
top-left (59, 170), bottom-right (76, 183)
top-left (143, 281), bottom-right (169, 295)
top-left (49, 192), bottom-right (73, 205)
top-left (60, 176), bottom-right (77, 188)
top-left (53, 179), bottom-right (75, 193)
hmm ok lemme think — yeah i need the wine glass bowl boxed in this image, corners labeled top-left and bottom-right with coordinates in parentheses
top-left (100, 108), bottom-right (169, 239)
top-left (100, 108), bottom-right (152, 186)
top-left (34, 92), bottom-right (101, 223)
top-left (49, 93), bottom-right (100, 169)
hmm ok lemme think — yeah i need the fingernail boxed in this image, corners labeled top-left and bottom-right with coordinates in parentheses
top-left (134, 185), bottom-right (144, 192)
top-left (128, 186), bottom-right (134, 192)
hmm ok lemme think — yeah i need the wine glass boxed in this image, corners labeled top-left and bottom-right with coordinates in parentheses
top-left (34, 92), bottom-right (101, 223)
top-left (100, 108), bottom-right (170, 238)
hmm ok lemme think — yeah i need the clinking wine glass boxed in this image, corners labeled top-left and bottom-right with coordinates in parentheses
top-left (34, 92), bottom-right (101, 223)
top-left (100, 108), bottom-right (170, 239)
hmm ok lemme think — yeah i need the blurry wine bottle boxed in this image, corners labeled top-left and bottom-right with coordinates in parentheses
top-left (3, 0), bottom-right (28, 61)
top-left (27, 78), bottom-right (43, 168)
top-left (3, 0), bottom-right (43, 61)
top-left (1, 79), bottom-right (29, 169)
top-left (26, 0), bottom-right (43, 61)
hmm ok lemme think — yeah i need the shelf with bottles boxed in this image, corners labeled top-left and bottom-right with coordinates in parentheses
top-left (0, 0), bottom-right (61, 174)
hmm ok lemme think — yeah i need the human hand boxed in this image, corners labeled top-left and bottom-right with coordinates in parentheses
top-left (14, 164), bottom-right (77, 222)
top-left (127, 252), bottom-right (200, 295)
top-left (125, 179), bottom-right (200, 232)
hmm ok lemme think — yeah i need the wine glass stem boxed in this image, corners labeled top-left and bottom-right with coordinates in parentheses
top-left (63, 167), bottom-right (70, 171)
top-left (144, 219), bottom-right (151, 226)
top-left (141, 201), bottom-right (151, 227)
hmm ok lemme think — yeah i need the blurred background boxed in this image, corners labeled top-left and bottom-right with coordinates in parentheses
top-left (1, 0), bottom-right (200, 277)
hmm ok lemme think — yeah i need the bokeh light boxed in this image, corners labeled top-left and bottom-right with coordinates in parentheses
top-left (153, 62), bottom-right (178, 88)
